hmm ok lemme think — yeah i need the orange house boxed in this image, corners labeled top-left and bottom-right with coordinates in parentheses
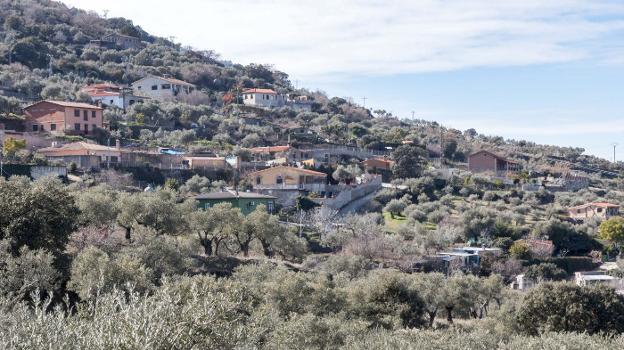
top-left (361, 158), bottom-right (395, 172)
top-left (24, 100), bottom-right (104, 135)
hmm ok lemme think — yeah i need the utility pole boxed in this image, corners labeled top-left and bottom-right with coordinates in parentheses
top-left (361, 96), bottom-right (367, 108)
top-left (411, 111), bottom-right (415, 119)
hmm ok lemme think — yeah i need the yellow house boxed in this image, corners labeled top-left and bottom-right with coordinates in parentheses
top-left (247, 166), bottom-right (327, 191)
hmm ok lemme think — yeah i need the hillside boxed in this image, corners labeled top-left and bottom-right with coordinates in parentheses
top-left (0, 0), bottom-right (623, 178)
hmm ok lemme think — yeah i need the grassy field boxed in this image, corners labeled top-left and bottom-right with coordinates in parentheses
top-left (382, 211), bottom-right (407, 232)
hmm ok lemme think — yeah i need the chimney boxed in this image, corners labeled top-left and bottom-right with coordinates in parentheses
top-left (115, 139), bottom-right (121, 149)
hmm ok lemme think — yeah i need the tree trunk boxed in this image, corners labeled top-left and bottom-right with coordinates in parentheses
top-left (445, 306), bottom-right (454, 324)
top-left (124, 226), bottom-right (132, 242)
top-left (260, 240), bottom-right (273, 258)
top-left (428, 310), bottom-right (437, 328)
top-left (240, 242), bottom-right (250, 257)
top-left (201, 237), bottom-right (213, 256)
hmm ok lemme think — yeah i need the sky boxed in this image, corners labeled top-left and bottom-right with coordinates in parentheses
top-left (61, 0), bottom-right (624, 160)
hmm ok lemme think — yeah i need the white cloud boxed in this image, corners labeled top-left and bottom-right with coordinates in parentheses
top-left (61, 0), bottom-right (624, 79)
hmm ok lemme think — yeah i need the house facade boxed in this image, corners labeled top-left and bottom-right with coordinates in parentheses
top-left (195, 190), bottom-right (276, 215)
top-left (361, 158), bottom-right (395, 172)
top-left (247, 166), bottom-right (327, 191)
top-left (82, 83), bottom-right (148, 110)
top-left (38, 141), bottom-right (122, 169)
top-left (132, 76), bottom-right (195, 100)
top-left (246, 166), bottom-right (328, 206)
top-left (23, 101), bottom-right (104, 135)
top-left (468, 150), bottom-right (520, 175)
top-left (182, 156), bottom-right (230, 171)
top-left (568, 202), bottom-right (619, 221)
top-left (242, 88), bottom-right (285, 108)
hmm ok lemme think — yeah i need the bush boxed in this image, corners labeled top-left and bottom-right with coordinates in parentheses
top-left (516, 282), bottom-right (624, 335)
top-left (509, 241), bottom-right (531, 260)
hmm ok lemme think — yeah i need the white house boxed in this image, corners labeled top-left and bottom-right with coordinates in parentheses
top-left (132, 76), bottom-right (196, 101)
top-left (242, 88), bottom-right (285, 108)
top-left (82, 83), bottom-right (148, 111)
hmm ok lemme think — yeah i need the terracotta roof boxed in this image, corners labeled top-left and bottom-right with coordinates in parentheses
top-left (38, 142), bottom-right (119, 156)
top-left (247, 166), bottom-right (327, 177)
top-left (243, 88), bottom-right (277, 95)
top-left (195, 190), bottom-right (276, 200)
top-left (88, 92), bottom-right (120, 97)
top-left (362, 158), bottom-right (394, 166)
top-left (569, 201), bottom-right (620, 210)
top-left (161, 76), bottom-right (195, 87)
top-left (24, 100), bottom-right (103, 110)
top-left (249, 145), bottom-right (291, 153)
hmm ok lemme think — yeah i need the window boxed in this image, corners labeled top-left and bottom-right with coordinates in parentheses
top-left (92, 111), bottom-right (96, 118)
top-left (110, 156), bottom-right (118, 163)
top-left (74, 109), bottom-right (80, 117)
top-left (577, 209), bottom-right (581, 214)
top-left (151, 85), bottom-right (158, 90)
top-left (50, 123), bottom-right (56, 131)
top-left (161, 84), bottom-right (171, 89)
top-left (83, 110), bottom-right (88, 120)
top-left (597, 208), bottom-right (603, 213)
top-left (137, 86), bottom-right (142, 90)
top-left (129, 100), bottom-right (135, 105)
top-left (74, 123), bottom-right (80, 131)
top-left (267, 201), bottom-right (274, 214)
top-left (84, 124), bottom-right (89, 133)
top-left (256, 176), bottom-right (262, 185)
top-left (276, 175), bottom-right (283, 185)
top-left (110, 99), bottom-right (114, 104)
top-left (32, 125), bottom-right (39, 131)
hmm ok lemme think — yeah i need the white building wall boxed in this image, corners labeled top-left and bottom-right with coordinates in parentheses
top-left (242, 92), bottom-right (285, 108)
top-left (132, 77), bottom-right (193, 101)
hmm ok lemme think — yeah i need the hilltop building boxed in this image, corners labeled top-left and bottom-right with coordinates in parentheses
top-left (242, 88), bottom-right (285, 108)
top-left (132, 76), bottom-right (195, 100)
top-left (468, 150), bottom-right (520, 175)
top-left (568, 202), bottom-right (619, 221)
top-left (82, 83), bottom-right (148, 111)
top-left (102, 33), bottom-right (143, 50)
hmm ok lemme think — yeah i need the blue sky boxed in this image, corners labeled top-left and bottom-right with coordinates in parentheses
top-left (62, 0), bottom-right (624, 160)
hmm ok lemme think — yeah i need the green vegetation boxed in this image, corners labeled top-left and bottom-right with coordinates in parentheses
top-left (2, 1), bottom-right (624, 348)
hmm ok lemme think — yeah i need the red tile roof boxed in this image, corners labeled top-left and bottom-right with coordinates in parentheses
top-left (569, 201), bottom-right (619, 210)
top-left (25, 100), bottom-right (103, 110)
top-left (38, 142), bottom-right (119, 156)
top-left (250, 145), bottom-right (291, 153)
top-left (243, 88), bottom-right (277, 95)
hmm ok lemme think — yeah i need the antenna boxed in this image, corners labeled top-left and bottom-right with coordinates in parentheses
top-left (612, 143), bottom-right (618, 163)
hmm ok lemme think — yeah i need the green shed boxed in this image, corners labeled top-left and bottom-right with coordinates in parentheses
top-left (195, 190), bottom-right (277, 215)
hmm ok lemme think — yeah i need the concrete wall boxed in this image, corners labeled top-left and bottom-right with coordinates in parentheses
top-left (322, 176), bottom-right (382, 212)
top-left (31, 166), bottom-right (67, 180)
